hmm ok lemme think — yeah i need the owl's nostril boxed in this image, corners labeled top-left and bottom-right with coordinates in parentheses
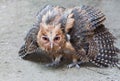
top-left (50, 43), bottom-right (53, 48)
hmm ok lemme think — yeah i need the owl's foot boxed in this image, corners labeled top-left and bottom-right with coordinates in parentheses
top-left (67, 61), bottom-right (82, 68)
top-left (46, 61), bottom-right (60, 67)
top-left (46, 55), bottom-right (62, 67)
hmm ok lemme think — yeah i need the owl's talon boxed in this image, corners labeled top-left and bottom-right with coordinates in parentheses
top-left (67, 61), bottom-right (82, 68)
top-left (46, 61), bottom-right (60, 67)
top-left (46, 55), bottom-right (62, 67)
top-left (75, 64), bottom-right (80, 68)
top-left (67, 63), bottom-right (80, 68)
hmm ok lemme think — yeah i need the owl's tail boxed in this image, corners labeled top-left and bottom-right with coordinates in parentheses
top-left (90, 25), bottom-right (120, 69)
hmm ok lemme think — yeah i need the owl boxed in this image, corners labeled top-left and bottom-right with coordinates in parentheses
top-left (19, 5), bottom-right (120, 68)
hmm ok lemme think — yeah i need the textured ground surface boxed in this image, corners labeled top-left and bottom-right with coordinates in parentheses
top-left (0, 0), bottom-right (120, 81)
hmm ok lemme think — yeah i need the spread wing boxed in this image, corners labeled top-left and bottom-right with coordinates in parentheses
top-left (90, 25), bottom-right (120, 68)
top-left (67, 5), bottom-right (120, 68)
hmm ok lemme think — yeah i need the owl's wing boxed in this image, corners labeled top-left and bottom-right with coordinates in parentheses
top-left (69, 5), bottom-right (106, 42)
top-left (68, 5), bottom-right (106, 61)
top-left (18, 27), bottom-right (40, 58)
top-left (90, 25), bottom-right (120, 68)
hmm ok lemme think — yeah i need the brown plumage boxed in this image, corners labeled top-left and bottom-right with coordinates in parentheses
top-left (18, 5), bottom-right (120, 68)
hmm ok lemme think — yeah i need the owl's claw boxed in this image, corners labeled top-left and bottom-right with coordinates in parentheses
top-left (67, 63), bottom-right (80, 68)
top-left (46, 61), bottom-right (60, 67)
top-left (67, 61), bottom-right (82, 68)
top-left (46, 55), bottom-right (62, 67)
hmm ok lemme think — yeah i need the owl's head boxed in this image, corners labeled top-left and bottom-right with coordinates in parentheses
top-left (36, 6), bottom-right (74, 52)
top-left (37, 23), bottom-right (66, 52)
top-left (37, 19), bottom-right (74, 52)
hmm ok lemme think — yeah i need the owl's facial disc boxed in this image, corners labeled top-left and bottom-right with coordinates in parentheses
top-left (41, 32), bottom-right (61, 49)
top-left (37, 23), bottom-right (65, 51)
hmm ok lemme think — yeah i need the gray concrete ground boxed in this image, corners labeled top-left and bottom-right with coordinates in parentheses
top-left (0, 0), bottom-right (120, 81)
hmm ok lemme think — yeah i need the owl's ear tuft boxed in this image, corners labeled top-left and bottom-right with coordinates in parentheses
top-left (65, 13), bottom-right (75, 33)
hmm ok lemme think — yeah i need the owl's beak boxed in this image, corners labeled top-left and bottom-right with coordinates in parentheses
top-left (49, 37), bottom-right (53, 49)
top-left (50, 42), bottom-right (53, 49)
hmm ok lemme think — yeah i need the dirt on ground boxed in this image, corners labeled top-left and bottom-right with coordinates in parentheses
top-left (0, 0), bottom-right (120, 81)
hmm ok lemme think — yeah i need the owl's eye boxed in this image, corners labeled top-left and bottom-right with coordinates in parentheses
top-left (54, 36), bottom-right (60, 41)
top-left (42, 36), bottom-right (49, 41)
